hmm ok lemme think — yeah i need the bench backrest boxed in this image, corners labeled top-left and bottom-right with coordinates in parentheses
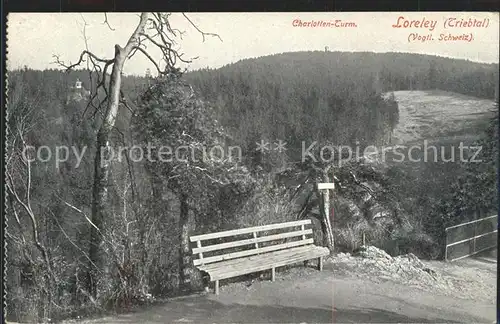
top-left (189, 219), bottom-right (315, 266)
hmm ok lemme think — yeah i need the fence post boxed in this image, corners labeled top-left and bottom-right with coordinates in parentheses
top-left (445, 214), bottom-right (498, 262)
top-left (473, 209), bottom-right (479, 255)
top-left (473, 222), bottom-right (477, 255)
top-left (445, 228), bottom-right (448, 262)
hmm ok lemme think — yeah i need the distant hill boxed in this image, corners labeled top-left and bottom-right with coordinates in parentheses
top-left (184, 51), bottom-right (498, 168)
top-left (187, 51), bottom-right (498, 99)
top-left (8, 52), bottom-right (498, 168)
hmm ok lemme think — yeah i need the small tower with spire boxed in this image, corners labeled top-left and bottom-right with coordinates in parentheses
top-left (145, 68), bottom-right (152, 86)
top-left (66, 78), bottom-right (90, 104)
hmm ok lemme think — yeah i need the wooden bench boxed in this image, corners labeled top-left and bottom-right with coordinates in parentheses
top-left (189, 219), bottom-right (330, 294)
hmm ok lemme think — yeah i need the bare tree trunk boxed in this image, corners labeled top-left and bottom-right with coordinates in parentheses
top-left (323, 189), bottom-right (334, 252)
top-left (138, 170), bottom-right (163, 289)
top-left (315, 170), bottom-right (335, 254)
top-left (178, 194), bottom-right (202, 292)
top-left (150, 172), bottom-right (165, 222)
top-left (88, 45), bottom-right (124, 298)
top-left (323, 172), bottom-right (335, 253)
top-left (178, 194), bottom-right (190, 288)
top-left (317, 191), bottom-right (334, 253)
top-left (88, 13), bottom-right (150, 299)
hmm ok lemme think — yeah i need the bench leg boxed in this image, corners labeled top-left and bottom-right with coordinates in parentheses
top-left (317, 257), bottom-right (323, 271)
top-left (304, 260), bottom-right (309, 268)
top-left (214, 280), bottom-right (219, 295)
top-left (271, 267), bottom-right (276, 282)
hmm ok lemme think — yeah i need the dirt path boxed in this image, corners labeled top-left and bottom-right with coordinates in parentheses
top-left (69, 258), bottom-right (496, 324)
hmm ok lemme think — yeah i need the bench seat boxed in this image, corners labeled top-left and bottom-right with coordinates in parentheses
top-left (198, 245), bottom-right (329, 281)
top-left (190, 219), bottom-right (329, 294)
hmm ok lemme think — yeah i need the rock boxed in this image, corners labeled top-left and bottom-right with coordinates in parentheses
top-left (348, 245), bottom-right (443, 288)
top-left (395, 253), bottom-right (425, 269)
top-left (353, 245), bottom-right (393, 260)
top-left (337, 252), bottom-right (351, 259)
top-left (423, 267), bottom-right (436, 276)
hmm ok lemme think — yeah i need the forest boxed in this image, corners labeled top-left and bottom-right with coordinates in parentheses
top-left (5, 48), bottom-right (498, 322)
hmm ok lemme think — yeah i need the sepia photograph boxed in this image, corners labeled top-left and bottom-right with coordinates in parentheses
top-left (4, 12), bottom-right (499, 323)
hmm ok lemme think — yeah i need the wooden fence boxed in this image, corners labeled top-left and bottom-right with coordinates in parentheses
top-left (445, 214), bottom-right (498, 261)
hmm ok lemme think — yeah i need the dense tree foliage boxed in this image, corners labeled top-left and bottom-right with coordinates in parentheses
top-left (132, 71), bottom-right (255, 291)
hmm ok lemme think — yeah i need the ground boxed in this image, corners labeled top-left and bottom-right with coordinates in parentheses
top-left (65, 248), bottom-right (496, 324)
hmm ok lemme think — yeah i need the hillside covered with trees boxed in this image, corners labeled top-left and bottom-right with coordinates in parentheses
top-left (185, 51), bottom-right (497, 164)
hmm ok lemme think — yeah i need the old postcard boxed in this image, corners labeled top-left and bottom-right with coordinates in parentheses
top-left (5, 12), bottom-right (499, 323)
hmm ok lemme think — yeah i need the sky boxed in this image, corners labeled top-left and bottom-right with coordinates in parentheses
top-left (7, 12), bottom-right (499, 76)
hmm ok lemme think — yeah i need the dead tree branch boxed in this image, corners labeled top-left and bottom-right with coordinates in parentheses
top-left (6, 125), bottom-right (55, 284)
top-left (182, 13), bottom-right (223, 42)
top-left (103, 13), bottom-right (115, 31)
